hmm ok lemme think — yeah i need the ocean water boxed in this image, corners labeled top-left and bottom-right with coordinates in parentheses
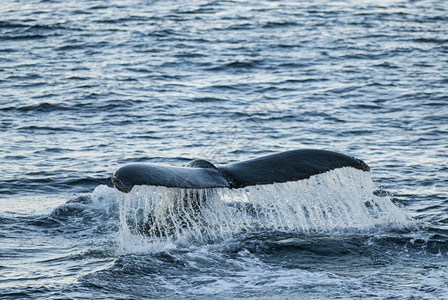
top-left (1, 0), bottom-right (447, 298)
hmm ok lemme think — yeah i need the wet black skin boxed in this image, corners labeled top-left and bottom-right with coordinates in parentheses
top-left (112, 149), bottom-right (370, 193)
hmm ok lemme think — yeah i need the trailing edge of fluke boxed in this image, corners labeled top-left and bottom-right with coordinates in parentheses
top-left (111, 149), bottom-right (370, 193)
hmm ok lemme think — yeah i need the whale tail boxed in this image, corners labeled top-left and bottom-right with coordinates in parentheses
top-left (112, 149), bottom-right (369, 193)
top-left (113, 149), bottom-right (370, 237)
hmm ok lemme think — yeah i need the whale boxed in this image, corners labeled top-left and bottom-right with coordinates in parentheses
top-left (112, 149), bottom-right (370, 193)
top-left (113, 149), bottom-right (370, 237)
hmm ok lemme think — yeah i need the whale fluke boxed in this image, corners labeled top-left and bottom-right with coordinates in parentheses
top-left (112, 149), bottom-right (369, 193)
top-left (112, 163), bottom-right (230, 193)
top-left (219, 149), bottom-right (369, 189)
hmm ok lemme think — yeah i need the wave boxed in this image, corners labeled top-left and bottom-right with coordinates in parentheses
top-left (205, 60), bottom-right (264, 71)
top-left (0, 176), bottom-right (111, 195)
top-left (0, 100), bottom-right (141, 113)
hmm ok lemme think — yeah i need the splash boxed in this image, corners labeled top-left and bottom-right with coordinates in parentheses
top-left (116, 168), bottom-right (411, 252)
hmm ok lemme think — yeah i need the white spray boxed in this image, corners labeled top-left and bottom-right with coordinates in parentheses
top-left (116, 168), bottom-right (411, 252)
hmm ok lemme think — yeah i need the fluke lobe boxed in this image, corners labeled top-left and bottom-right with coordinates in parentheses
top-left (112, 149), bottom-right (370, 193)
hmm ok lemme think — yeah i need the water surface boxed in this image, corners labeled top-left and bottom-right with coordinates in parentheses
top-left (1, 0), bottom-right (447, 298)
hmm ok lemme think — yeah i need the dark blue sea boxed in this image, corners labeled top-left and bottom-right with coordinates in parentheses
top-left (1, 0), bottom-right (447, 299)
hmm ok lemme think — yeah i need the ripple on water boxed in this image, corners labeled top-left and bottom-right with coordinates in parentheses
top-left (0, 0), bottom-right (447, 298)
